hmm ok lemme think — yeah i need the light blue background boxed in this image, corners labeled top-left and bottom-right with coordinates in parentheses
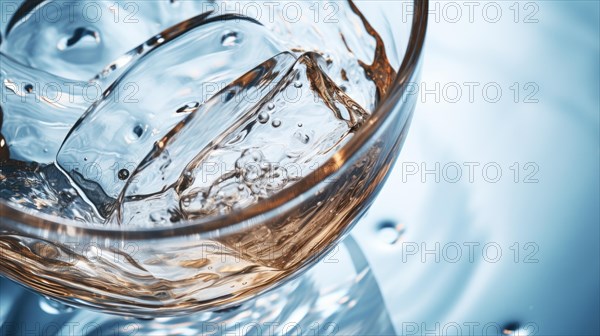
top-left (353, 1), bottom-right (600, 334)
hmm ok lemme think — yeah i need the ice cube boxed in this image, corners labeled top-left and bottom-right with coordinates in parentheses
top-left (112, 52), bottom-right (298, 225)
top-left (117, 52), bottom-right (368, 224)
top-left (1, 0), bottom-right (205, 80)
top-left (56, 16), bottom-right (287, 217)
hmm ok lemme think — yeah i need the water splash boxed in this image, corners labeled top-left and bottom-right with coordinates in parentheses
top-left (1, 1), bottom-right (396, 226)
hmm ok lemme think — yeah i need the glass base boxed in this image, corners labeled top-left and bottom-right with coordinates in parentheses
top-left (0, 235), bottom-right (395, 335)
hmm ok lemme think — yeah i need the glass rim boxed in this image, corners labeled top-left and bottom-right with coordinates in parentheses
top-left (0, 0), bottom-right (429, 239)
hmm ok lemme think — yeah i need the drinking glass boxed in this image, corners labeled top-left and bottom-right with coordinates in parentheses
top-left (0, 0), bottom-right (428, 317)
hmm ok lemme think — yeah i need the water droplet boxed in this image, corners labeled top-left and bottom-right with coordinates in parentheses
top-left (272, 119), bottom-right (281, 128)
top-left (118, 169), bottom-right (130, 180)
top-left (133, 125), bottom-right (144, 138)
top-left (294, 131), bottom-right (310, 144)
top-left (258, 112), bottom-right (270, 124)
top-left (317, 201), bottom-right (323, 206)
top-left (24, 84), bottom-right (33, 93)
top-left (297, 123), bottom-right (303, 127)
top-left (293, 81), bottom-right (303, 88)
top-left (176, 101), bottom-right (200, 113)
top-left (237, 184), bottom-right (246, 191)
top-left (224, 90), bottom-right (236, 102)
top-left (57, 27), bottom-right (100, 51)
top-left (221, 31), bottom-right (241, 47)
top-left (502, 322), bottom-right (529, 335)
top-left (43, 148), bottom-right (48, 153)
top-left (39, 297), bottom-right (75, 315)
top-left (267, 102), bottom-right (276, 110)
top-left (376, 220), bottom-right (404, 244)
top-left (150, 211), bottom-right (163, 222)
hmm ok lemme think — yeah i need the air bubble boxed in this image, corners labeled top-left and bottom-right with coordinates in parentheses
top-left (221, 31), bottom-right (241, 47)
top-left (235, 150), bottom-right (264, 177)
top-left (150, 211), bottom-right (165, 222)
top-left (294, 131), bottom-right (310, 144)
top-left (258, 112), bottom-right (270, 124)
top-left (118, 169), bottom-right (130, 180)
